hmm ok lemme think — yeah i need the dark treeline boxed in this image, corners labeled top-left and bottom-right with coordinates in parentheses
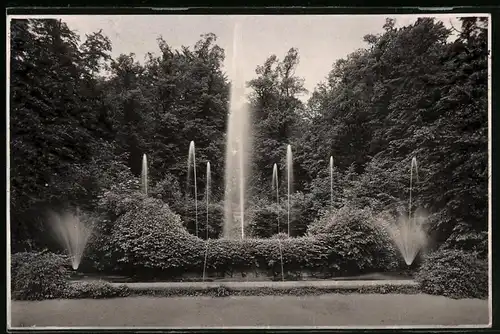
top-left (9, 17), bottom-right (488, 254)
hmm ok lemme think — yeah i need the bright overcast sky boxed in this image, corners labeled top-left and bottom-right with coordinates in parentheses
top-left (18, 14), bottom-right (468, 100)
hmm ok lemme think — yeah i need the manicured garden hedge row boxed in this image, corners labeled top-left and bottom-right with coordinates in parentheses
top-left (128, 284), bottom-right (421, 298)
top-left (11, 251), bottom-right (130, 300)
top-left (87, 191), bottom-right (402, 279)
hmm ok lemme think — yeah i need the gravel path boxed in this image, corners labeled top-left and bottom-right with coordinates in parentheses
top-left (10, 294), bottom-right (489, 328)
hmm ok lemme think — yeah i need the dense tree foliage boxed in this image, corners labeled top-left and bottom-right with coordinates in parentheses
top-left (9, 17), bottom-right (488, 255)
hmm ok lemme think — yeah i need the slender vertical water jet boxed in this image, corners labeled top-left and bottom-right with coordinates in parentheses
top-left (206, 161), bottom-right (211, 240)
top-left (329, 156), bottom-right (334, 208)
top-left (141, 154), bottom-right (148, 195)
top-left (286, 145), bottom-right (293, 237)
top-left (223, 21), bottom-right (251, 239)
top-left (277, 239), bottom-right (285, 282)
top-left (272, 163), bottom-right (280, 234)
top-left (187, 141), bottom-right (198, 237)
top-left (409, 157), bottom-right (419, 222)
top-left (202, 239), bottom-right (209, 282)
top-left (202, 162), bottom-right (211, 281)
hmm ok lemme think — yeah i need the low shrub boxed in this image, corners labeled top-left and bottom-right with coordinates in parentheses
top-left (11, 252), bottom-right (70, 300)
top-left (11, 251), bottom-right (42, 279)
top-left (90, 193), bottom-right (205, 276)
top-left (307, 205), bottom-right (401, 273)
top-left (415, 248), bottom-right (488, 299)
top-left (64, 281), bottom-right (130, 299)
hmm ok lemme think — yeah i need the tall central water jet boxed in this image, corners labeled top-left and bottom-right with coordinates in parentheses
top-left (272, 163), bottom-right (280, 234)
top-left (187, 141), bottom-right (198, 237)
top-left (223, 21), bottom-right (251, 239)
top-left (286, 145), bottom-right (293, 237)
top-left (141, 154), bottom-right (148, 195)
top-left (329, 156), bottom-right (334, 208)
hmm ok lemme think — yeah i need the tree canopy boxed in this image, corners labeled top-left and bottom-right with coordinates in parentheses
top-left (9, 17), bottom-right (489, 253)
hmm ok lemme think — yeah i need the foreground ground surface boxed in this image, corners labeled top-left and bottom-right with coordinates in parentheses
top-left (11, 294), bottom-right (489, 328)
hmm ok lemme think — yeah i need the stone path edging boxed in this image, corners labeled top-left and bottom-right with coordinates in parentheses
top-left (107, 279), bottom-right (419, 291)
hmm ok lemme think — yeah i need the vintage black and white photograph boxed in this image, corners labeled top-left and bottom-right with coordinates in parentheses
top-left (7, 12), bottom-right (491, 329)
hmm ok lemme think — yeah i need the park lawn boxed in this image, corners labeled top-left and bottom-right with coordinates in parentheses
top-left (11, 293), bottom-right (489, 328)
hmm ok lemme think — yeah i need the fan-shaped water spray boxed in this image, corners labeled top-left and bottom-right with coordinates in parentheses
top-left (141, 154), bottom-right (148, 195)
top-left (47, 209), bottom-right (94, 270)
top-left (376, 157), bottom-right (428, 266)
top-left (187, 141), bottom-right (199, 237)
top-left (286, 145), bottom-right (293, 237)
top-left (272, 163), bottom-right (280, 234)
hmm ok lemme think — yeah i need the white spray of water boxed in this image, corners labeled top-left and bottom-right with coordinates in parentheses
top-left (409, 157), bottom-right (418, 221)
top-left (206, 161), bottom-right (211, 240)
top-left (286, 145), bottom-right (293, 237)
top-left (329, 156), bottom-right (334, 208)
top-left (141, 154), bottom-right (148, 195)
top-left (187, 141), bottom-right (198, 237)
top-left (202, 239), bottom-right (209, 282)
top-left (277, 239), bottom-right (285, 281)
top-left (375, 157), bottom-right (428, 266)
top-left (272, 163), bottom-right (280, 234)
top-left (223, 21), bottom-right (251, 239)
top-left (47, 209), bottom-right (94, 270)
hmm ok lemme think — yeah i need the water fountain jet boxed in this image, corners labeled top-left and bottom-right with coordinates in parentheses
top-left (272, 163), bottom-right (280, 234)
top-left (286, 145), bottom-right (293, 237)
top-left (141, 154), bottom-right (148, 195)
top-left (376, 157), bottom-right (427, 266)
top-left (223, 21), bottom-right (251, 239)
top-left (187, 141), bottom-right (198, 237)
top-left (329, 156), bottom-right (334, 208)
top-left (47, 209), bottom-right (94, 270)
top-left (206, 161), bottom-right (211, 240)
top-left (202, 240), bottom-right (209, 282)
top-left (277, 239), bottom-right (285, 281)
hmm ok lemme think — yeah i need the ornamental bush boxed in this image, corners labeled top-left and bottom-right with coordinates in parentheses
top-left (307, 205), bottom-right (402, 272)
top-left (415, 248), bottom-right (488, 299)
top-left (11, 252), bottom-right (70, 300)
top-left (90, 191), bottom-right (206, 276)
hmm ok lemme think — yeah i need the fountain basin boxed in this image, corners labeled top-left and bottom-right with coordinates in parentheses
top-left (69, 271), bottom-right (414, 284)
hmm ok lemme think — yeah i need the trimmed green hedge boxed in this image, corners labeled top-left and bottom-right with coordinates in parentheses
top-left (11, 252), bottom-right (70, 300)
top-left (65, 281), bottom-right (130, 299)
top-left (88, 190), bottom-right (402, 278)
top-left (415, 248), bottom-right (488, 299)
top-left (128, 284), bottom-right (420, 298)
top-left (11, 252), bottom-right (131, 300)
